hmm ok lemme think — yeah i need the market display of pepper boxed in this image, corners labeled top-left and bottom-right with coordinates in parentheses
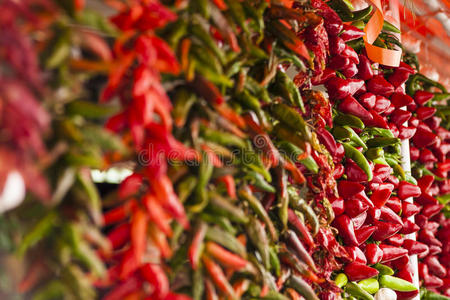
top-left (0, 0), bottom-right (449, 299)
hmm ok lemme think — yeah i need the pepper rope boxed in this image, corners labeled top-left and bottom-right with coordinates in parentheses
top-left (363, 0), bottom-right (402, 67)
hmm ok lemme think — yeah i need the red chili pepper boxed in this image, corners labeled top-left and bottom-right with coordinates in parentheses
top-left (364, 110), bottom-right (389, 129)
top-left (372, 164), bottom-right (392, 182)
top-left (188, 222), bottom-right (207, 270)
top-left (329, 56), bottom-right (352, 70)
top-left (390, 109), bottom-right (412, 127)
top-left (342, 44), bottom-right (359, 64)
top-left (401, 201), bottom-right (421, 218)
top-left (385, 197), bottom-right (402, 214)
top-left (352, 211), bottom-right (367, 230)
top-left (329, 36), bottom-right (346, 56)
top-left (370, 184), bottom-right (393, 208)
top-left (388, 62), bottom-right (415, 88)
top-left (203, 256), bottom-right (236, 298)
top-left (217, 175), bottom-right (236, 199)
top-left (345, 199), bottom-right (369, 218)
top-left (345, 246), bottom-right (367, 264)
top-left (419, 230), bottom-right (443, 247)
top-left (422, 204), bottom-right (444, 218)
top-left (400, 219), bottom-right (420, 235)
top-left (373, 95), bottom-right (391, 114)
top-left (416, 106), bottom-right (436, 120)
top-left (390, 92), bottom-right (414, 108)
top-left (379, 244), bottom-right (408, 263)
top-left (316, 127), bottom-right (338, 156)
top-left (410, 146), bottom-right (420, 160)
top-left (414, 90), bottom-right (434, 106)
top-left (333, 214), bottom-right (359, 246)
top-left (143, 195), bottom-right (172, 237)
top-left (340, 25), bottom-right (365, 42)
top-left (118, 173), bottom-right (143, 199)
top-left (337, 181), bottom-right (365, 199)
top-left (344, 262), bottom-right (379, 281)
top-left (390, 254), bottom-right (410, 270)
top-left (108, 223), bottom-right (131, 250)
top-left (335, 143), bottom-right (345, 162)
top-left (345, 158), bottom-right (368, 182)
top-left (398, 125), bottom-right (417, 140)
top-left (103, 200), bottom-right (138, 226)
top-left (419, 148), bottom-right (438, 164)
top-left (428, 245), bottom-right (442, 255)
top-left (424, 256), bottom-right (447, 280)
top-left (358, 93), bottom-right (376, 110)
top-left (398, 181), bottom-right (421, 200)
top-left (412, 127), bottom-right (439, 148)
top-left (205, 278), bottom-right (218, 300)
top-left (355, 225), bottom-right (377, 245)
top-left (341, 63), bottom-right (358, 78)
top-left (415, 193), bottom-right (438, 205)
top-left (402, 239), bottom-right (429, 256)
top-left (103, 274), bottom-right (142, 300)
top-left (366, 75), bottom-right (395, 97)
top-left (365, 243), bottom-right (383, 265)
top-left (140, 263), bottom-right (169, 299)
top-left (130, 209), bottom-right (148, 264)
top-left (333, 163), bottom-right (345, 179)
top-left (325, 77), bottom-right (364, 100)
top-left (357, 55), bottom-right (374, 80)
top-left (311, 68), bottom-right (335, 85)
top-left (338, 95), bottom-right (373, 121)
top-left (380, 207), bottom-right (403, 225)
top-left (206, 242), bottom-right (247, 270)
top-left (330, 196), bottom-right (345, 216)
top-left (387, 174), bottom-right (399, 188)
top-left (386, 234), bottom-right (404, 247)
top-left (287, 209), bottom-right (315, 249)
top-left (372, 221), bottom-right (402, 241)
top-left (436, 127), bottom-right (450, 140)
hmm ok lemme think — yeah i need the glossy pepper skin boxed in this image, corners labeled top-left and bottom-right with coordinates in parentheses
top-left (401, 201), bottom-right (421, 218)
top-left (397, 181), bottom-right (421, 200)
top-left (402, 239), bottom-right (429, 256)
top-left (325, 77), bottom-right (364, 100)
top-left (379, 244), bottom-right (408, 263)
top-left (371, 221), bottom-right (402, 241)
top-left (388, 62), bottom-right (415, 88)
top-left (366, 75), bottom-right (394, 97)
top-left (390, 92), bottom-right (414, 108)
top-left (333, 214), bottom-right (359, 246)
top-left (416, 106), bottom-right (436, 120)
top-left (365, 243), bottom-right (383, 265)
top-left (357, 54), bottom-right (373, 80)
top-left (338, 95), bottom-right (373, 121)
top-left (337, 181), bottom-right (365, 199)
top-left (355, 225), bottom-right (376, 245)
top-left (344, 262), bottom-right (379, 281)
top-left (414, 90), bottom-right (434, 106)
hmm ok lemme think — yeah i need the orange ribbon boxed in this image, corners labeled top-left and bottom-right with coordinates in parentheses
top-left (363, 0), bottom-right (402, 67)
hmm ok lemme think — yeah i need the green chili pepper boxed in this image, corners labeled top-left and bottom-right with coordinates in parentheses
top-left (298, 201), bottom-right (319, 236)
top-left (206, 226), bottom-right (246, 257)
top-left (379, 275), bottom-right (418, 292)
top-left (277, 141), bottom-right (319, 173)
top-left (271, 103), bottom-right (311, 141)
top-left (345, 282), bottom-right (375, 300)
top-left (226, 0), bottom-right (249, 34)
top-left (287, 275), bottom-right (319, 300)
top-left (18, 211), bottom-right (57, 257)
top-left (272, 71), bottom-right (305, 113)
top-left (393, 164), bottom-right (406, 181)
top-left (191, 22), bottom-right (225, 64)
top-left (190, 152), bottom-right (213, 212)
top-left (173, 89), bottom-right (197, 128)
top-left (333, 126), bottom-right (352, 140)
top-left (373, 264), bottom-right (394, 276)
top-left (246, 216), bottom-right (270, 269)
top-left (239, 188), bottom-right (278, 241)
top-left (341, 4), bottom-right (373, 22)
top-left (201, 126), bottom-right (246, 148)
top-left (163, 18), bottom-right (188, 48)
top-left (422, 289), bottom-right (450, 300)
top-left (177, 175), bottom-right (198, 203)
top-left (406, 73), bottom-right (448, 96)
top-left (405, 173), bottom-right (418, 185)
top-left (193, 266), bottom-right (204, 300)
top-left (188, 0), bottom-right (209, 18)
top-left (334, 113), bottom-right (365, 129)
top-left (358, 278), bottom-right (380, 294)
top-left (366, 148), bottom-right (384, 160)
top-left (257, 290), bottom-right (290, 300)
top-left (241, 148), bottom-right (272, 182)
top-left (209, 192), bottom-right (248, 223)
top-left (382, 20), bottom-right (401, 33)
top-left (335, 273), bottom-right (348, 288)
top-left (245, 76), bottom-right (271, 103)
top-left (346, 38), bottom-right (364, 52)
top-left (276, 166), bottom-right (289, 228)
top-left (373, 157), bottom-right (389, 166)
top-left (245, 171), bottom-right (276, 193)
top-left (193, 57), bottom-right (233, 87)
top-left (343, 143), bottom-right (373, 181)
top-left (343, 125), bottom-right (368, 150)
top-left (384, 156), bottom-right (399, 168)
top-left (273, 124), bottom-right (307, 152)
top-left (274, 46), bottom-right (306, 71)
top-left (432, 93), bottom-right (450, 102)
top-left (200, 213), bottom-right (236, 235)
top-left (365, 127), bottom-right (395, 138)
top-left (366, 137), bottom-right (401, 148)
top-left (351, 20), bottom-right (365, 30)
top-left (269, 247), bottom-right (281, 277)
top-left (33, 280), bottom-right (66, 300)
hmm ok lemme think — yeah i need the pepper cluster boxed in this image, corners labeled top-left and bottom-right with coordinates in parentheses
top-left (99, 0), bottom-right (347, 299)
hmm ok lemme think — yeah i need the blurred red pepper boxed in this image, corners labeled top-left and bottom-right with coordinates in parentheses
top-left (415, 193), bottom-right (438, 205)
top-left (414, 90), bottom-right (434, 106)
top-left (416, 106), bottom-right (436, 120)
top-left (422, 204), bottom-right (444, 218)
top-left (188, 222), bottom-right (207, 270)
top-left (345, 159), bottom-right (368, 182)
top-left (419, 149), bottom-right (437, 164)
top-left (140, 263), bottom-right (169, 299)
top-left (317, 127), bottom-right (338, 156)
top-left (344, 262), bottom-right (379, 281)
top-left (206, 242), bottom-right (247, 270)
top-left (402, 239), bottom-right (429, 256)
top-left (412, 127), bottom-right (439, 148)
top-left (203, 256), bottom-right (236, 298)
top-left (333, 163), bottom-right (345, 179)
top-left (388, 62), bottom-right (415, 88)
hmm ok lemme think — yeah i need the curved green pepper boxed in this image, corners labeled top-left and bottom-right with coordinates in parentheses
top-left (343, 143), bottom-right (373, 181)
top-left (379, 275), bottom-right (417, 292)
